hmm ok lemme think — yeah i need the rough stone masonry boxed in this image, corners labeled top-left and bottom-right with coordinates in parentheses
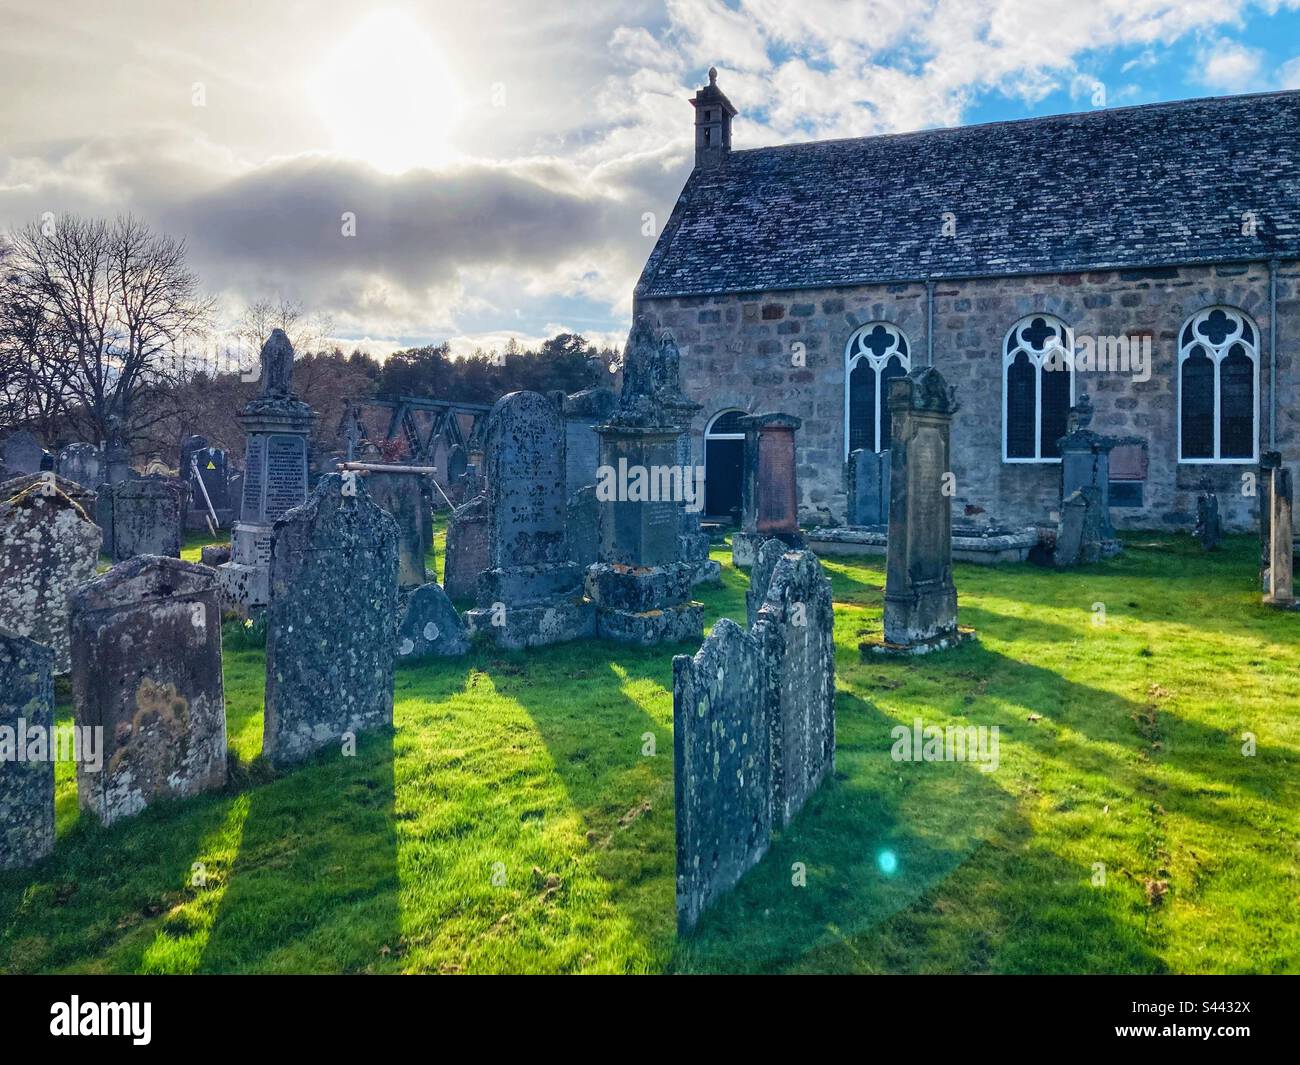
top-left (69, 556), bottom-right (227, 826)
top-left (263, 473), bottom-right (398, 767)
top-left (0, 629), bottom-right (55, 871)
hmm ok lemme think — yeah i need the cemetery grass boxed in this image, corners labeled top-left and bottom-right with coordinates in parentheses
top-left (3, 531), bottom-right (1297, 974)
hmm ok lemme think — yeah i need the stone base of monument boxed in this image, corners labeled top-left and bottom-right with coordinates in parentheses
top-left (731, 529), bottom-right (804, 568)
top-left (860, 626), bottom-right (976, 657)
top-left (584, 561), bottom-right (704, 646)
top-left (1261, 593), bottom-right (1299, 611)
top-left (808, 524), bottom-right (1039, 565)
top-left (465, 597), bottom-right (595, 650)
top-left (680, 532), bottom-right (721, 586)
top-left (690, 558), bottom-right (722, 585)
top-left (215, 521), bottom-right (273, 614)
top-left (598, 601), bottom-right (703, 646)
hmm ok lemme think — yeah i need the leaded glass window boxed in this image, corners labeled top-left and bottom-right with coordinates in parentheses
top-left (1178, 307), bottom-right (1258, 463)
top-left (1003, 314), bottom-right (1074, 461)
top-left (845, 322), bottom-right (910, 455)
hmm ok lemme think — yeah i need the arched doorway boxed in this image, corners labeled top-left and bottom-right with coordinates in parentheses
top-left (704, 409), bottom-right (746, 521)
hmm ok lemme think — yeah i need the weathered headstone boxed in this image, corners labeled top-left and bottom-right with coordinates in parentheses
top-left (1263, 466), bottom-right (1295, 609)
top-left (363, 470), bottom-right (429, 590)
top-left (396, 582), bottom-right (469, 660)
top-left (0, 630), bottom-right (55, 871)
top-left (57, 442), bottom-right (103, 491)
top-left (217, 330), bottom-right (316, 614)
top-left (585, 320), bottom-right (702, 645)
top-left (1194, 481), bottom-right (1222, 551)
top-left (868, 366), bottom-right (967, 654)
top-left (444, 494), bottom-right (489, 601)
top-left (567, 484), bottom-right (599, 569)
top-left (1055, 394), bottom-right (1128, 556)
top-left (0, 473), bottom-right (102, 674)
top-left (263, 473), bottom-right (398, 767)
top-left (104, 476), bottom-right (186, 561)
top-left (561, 386), bottom-right (618, 502)
top-left (69, 556), bottom-right (227, 826)
top-left (1259, 451), bottom-right (1281, 592)
top-left (180, 435), bottom-right (232, 530)
top-left (731, 413), bottom-right (805, 567)
top-left (673, 617), bottom-right (771, 934)
top-left (2, 431), bottom-right (44, 476)
top-left (465, 391), bottom-right (595, 648)
top-left (752, 550), bottom-right (836, 827)
top-left (746, 537), bottom-right (787, 628)
top-left (103, 413), bottom-right (132, 486)
top-left (847, 447), bottom-right (890, 526)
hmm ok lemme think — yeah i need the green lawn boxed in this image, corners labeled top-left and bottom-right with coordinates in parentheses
top-left (4, 530), bottom-right (1298, 974)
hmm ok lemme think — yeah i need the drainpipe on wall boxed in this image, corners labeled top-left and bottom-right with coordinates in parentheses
top-left (1269, 259), bottom-right (1279, 450)
top-left (926, 278), bottom-right (935, 366)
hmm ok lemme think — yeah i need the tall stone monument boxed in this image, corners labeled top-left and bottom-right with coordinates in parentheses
top-left (217, 330), bottom-right (315, 614)
top-left (731, 413), bottom-right (805, 567)
top-left (1055, 394), bottom-right (1127, 558)
top-left (584, 320), bottom-right (703, 646)
top-left (868, 366), bottom-right (969, 654)
top-left (1263, 464), bottom-right (1296, 609)
top-left (69, 556), bottom-right (228, 825)
top-left (1259, 451), bottom-right (1281, 592)
top-left (465, 391), bottom-right (595, 649)
top-left (0, 630), bottom-right (55, 871)
top-left (264, 473), bottom-right (398, 767)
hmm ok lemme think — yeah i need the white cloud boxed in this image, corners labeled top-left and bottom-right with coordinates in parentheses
top-left (1195, 35), bottom-right (1264, 91)
top-left (1279, 55), bottom-right (1300, 88)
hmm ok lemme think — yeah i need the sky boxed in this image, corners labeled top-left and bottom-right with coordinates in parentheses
top-left (1, 0), bottom-right (1299, 360)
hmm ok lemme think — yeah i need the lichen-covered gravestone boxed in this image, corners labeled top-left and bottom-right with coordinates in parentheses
top-left (567, 484), bottom-right (599, 568)
top-left (396, 582), bottom-right (468, 660)
top-left (0, 630), bottom-right (55, 870)
top-left (105, 476), bottom-right (186, 561)
top-left (752, 550), bottom-right (836, 827)
top-left (673, 617), bottom-right (771, 934)
top-left (57, 442), bottom-right (102, 491)
top-left (745, 537), bottom-right (788, 628)
top-left (444, 494), bottom-right (489, 600)
top-left (0, 473), bottom-right (102, 674)
top-left (465, 391), bottom-right (594, 648)
top-left (69, 556), bottom-right (227, 826)
top-left (263, 473), bottom-right (399, 767)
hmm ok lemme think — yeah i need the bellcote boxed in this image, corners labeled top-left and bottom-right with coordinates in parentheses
top-left (691, 67), bottom-right (737, 170)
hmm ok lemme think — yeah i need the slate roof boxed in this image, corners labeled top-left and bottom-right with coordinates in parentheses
top-left (635, 90), bottom-right (1300, 299)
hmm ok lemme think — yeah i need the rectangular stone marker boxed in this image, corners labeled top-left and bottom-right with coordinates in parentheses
top-left (0, 631), bottom-right (55, 870)
top-left (107, 477), bottom-right (186, 561)
top-left (875, 367), bottom-right (965, 654)
top-left (0, 473), bottom-right (103, 674)
top-left (264, 473), bottom-right (398, 768)
top-left (847, 447), bottom-right (890, 526)
top-left (674, 617), bottom-right (771, 934)
top-left (1260, 451), bottom-right (1281, 592)
top-left (69, 556), bottom-right (227, 826)
top-left (752, 550), bottom-right (836, 827)
top-left (1265, 466), bottom-right (1295, 608)
top-left (363, 470), bottom-right (428, 590)
top-left (3, 431), bottom-right (44, 476)
top-left (732, 412), bottom-right (804, 567)
top-left (444, 494), bottom-right (488, 601)
top-left (57, 442), bottom-right (103, 491)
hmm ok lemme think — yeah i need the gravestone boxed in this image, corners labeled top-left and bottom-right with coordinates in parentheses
top-left (584, 319), bottom-right (702, 645)
top-left (1263, 466), bottom-right (1295, 609)
top-left (0, 473), bottom-right (102, 674)
top-left (57, 442), bottom-right (102, 491)
top-left (1054, 486), bottom-right (1106, 567)
top-left (847, 448), bottom-right (890, 526)
top-left (103, 413), bottom-right (132, 486)
top-left (1259, 451), bottom-right (1281, 592)
top-left (465, 391), bottom-right (594, 648)
top-left (180, 435), bottom-right (232, 530)
top-left (1194, 481), bottom-right (1222, 551)
top-left (69, 557), bottom-right (227, 826)
top-left (1055, 394), bottom-right (1128, 556)
top-left (673, 617), bottom-right (771, 934)
top-left (870, 367), bottom-right (966, 654)
top-left (561, 386), bottom-right (617, 502)
top-left (2, 431), bottom-right (44, 476)
top-left (0, 631), bottom-right (55, 871)
top-left (364, 470), bottom-right (429, 590)
top-left (104, 476), bottom-right (186, 561)
top-left (731, 413), bottom-right (805, 567)
top-left (444, 494), bottom-right (489, 601)
top-left (752, 550), bottom-right (836, 827)
top-left (217, 330), bottom-right (316, 614)
top-left (396, 582), bottom-right (469, 660)
top-left (263, 473), bottom-right (398, 767)
top-left (567, 484), bottom-right (599, 569)
top-left (746, 537), bottom-right (787, 628)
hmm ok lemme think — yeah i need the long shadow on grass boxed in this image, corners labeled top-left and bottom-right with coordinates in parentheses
top-left (197, 728), bottom-right (401, 974)
top-left (672, 691), bottom-right (1166, 973)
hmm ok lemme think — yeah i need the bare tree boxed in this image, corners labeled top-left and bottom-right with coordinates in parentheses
top-left (234, 297), bottom-right (334, 369)
top-left (3, 213), bottom-right (213, 444)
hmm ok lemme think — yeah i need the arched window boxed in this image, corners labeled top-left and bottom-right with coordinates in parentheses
top-left (1003, 314), bottom-right (1075, 462)
top-left (1178, 307), bottom-right (1258, 463)
top-left (844, 322), bottom-right (910, 456)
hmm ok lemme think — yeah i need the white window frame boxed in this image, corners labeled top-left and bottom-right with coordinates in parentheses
top-left (1176, 306), bottom-right (1260, 465)
top-left (1002, 313), bottom-right (1075, 464)
top-left (703, 408), bottom-right (747, 494)
top-left (843, 322), bottom-right (911, 458)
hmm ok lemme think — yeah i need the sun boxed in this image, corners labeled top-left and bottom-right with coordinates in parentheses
top-left (310, 10), bottom-right (465, 173)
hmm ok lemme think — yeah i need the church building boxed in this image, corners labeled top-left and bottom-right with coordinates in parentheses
top-left (634, 71), bottom-right (1300, 531)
